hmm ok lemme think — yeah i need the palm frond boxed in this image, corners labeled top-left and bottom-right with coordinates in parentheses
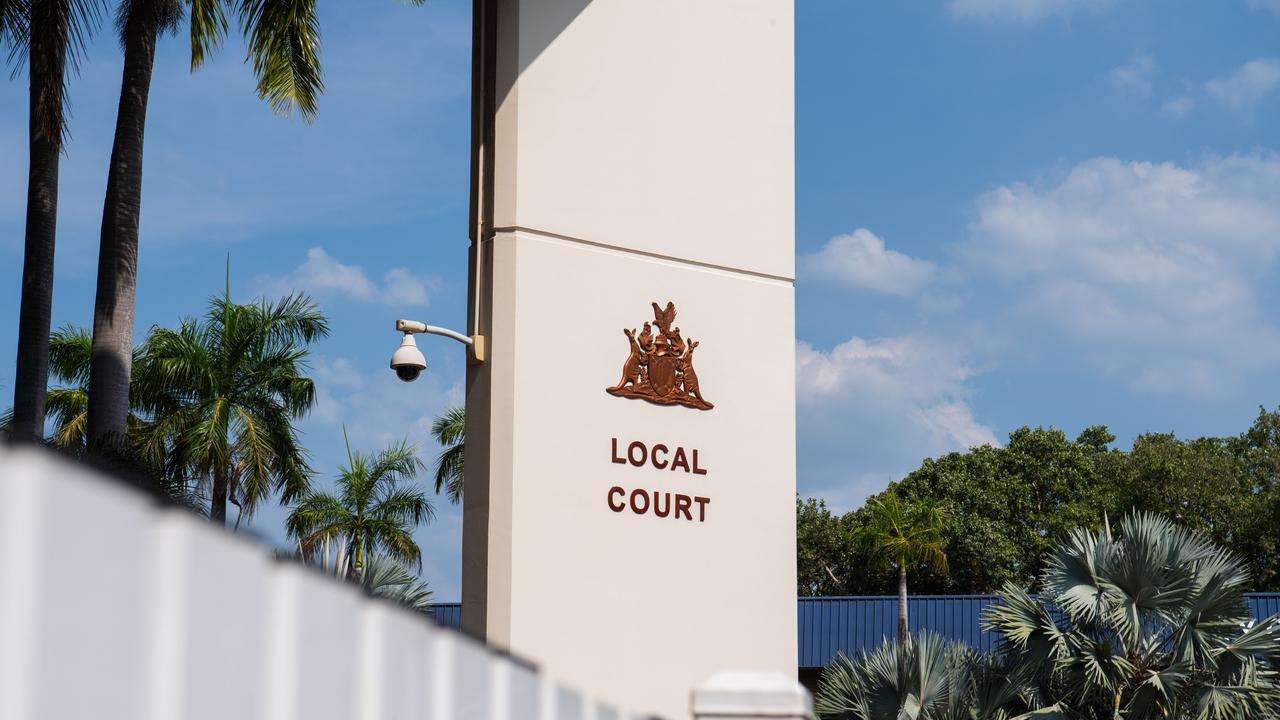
top-left (236, 0), bottom-right (323, 120)
top-left (358, 553), bottom-right (433, 612)
top-left (45, 386), bottom-right (87, 447)
top-left (815, 633), bottom-right (973, 720)
top-left (430, 406), bottom-right (466, 503)
top-left (372, 485), bottom-right (434, 527)
top-left (13, 0), bottom-right (109, 150)
top-left (187, 0), bottom-right (226, 70)
top-left (363, 518), bottom-right (422, 571)
top-left (47, 324), bottom-right (92, 385)
top-left (984, 583), bottom-right (1069, 668)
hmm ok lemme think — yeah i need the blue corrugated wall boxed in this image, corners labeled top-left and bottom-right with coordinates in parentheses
top-left (798, 595), bottom-right (1004, 667)
top-left (799, 593), bottom-right (1280, 668)
top-left (429, 602), bottom-right (462, 628)
top-left (429, 594), bottom-right (1280, 670)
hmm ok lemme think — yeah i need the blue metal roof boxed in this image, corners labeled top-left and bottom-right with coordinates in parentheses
top-left (798, 595), bottom-right (1003, 668)
top-left (798, 593), bottom-right (1280, 669)
top-left (429, 594), bottom-right (1280, 669)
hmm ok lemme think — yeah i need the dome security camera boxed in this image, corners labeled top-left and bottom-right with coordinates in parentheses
top-left (390, 333), bottom-right (427, 382)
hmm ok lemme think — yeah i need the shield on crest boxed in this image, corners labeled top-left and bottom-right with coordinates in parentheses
top-left (648, 355), bottom-right (679, 397)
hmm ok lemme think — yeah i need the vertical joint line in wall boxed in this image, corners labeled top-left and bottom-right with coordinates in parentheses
top-left (467, 0), bottom-right (496, 337)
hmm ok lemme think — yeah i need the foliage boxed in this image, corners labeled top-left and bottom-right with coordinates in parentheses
top-left (985, 512), bottom-right (1280, 720)
top-left (799, 409), bottom-right (1280, 594)
top-left (858, 494), bottom-right (948, 576)
top-left (797, 497), bottom-right (860, 596)
top-left (358, 553), bottom-right (433, 613)
top-left (2, 0), bottom-right (108, 146)
top-left (815, 632), bottom-right (1026, 720)
top-left (2, 324), bottom-right (201, 507)
top-left (817, 514), bottom-right (1280, 720)
top-left (287, 437), bottom-right (433, 575)
top-left (144, 289), bottom-right (328, 525)
top-left (430, 406), bottom-right (464, 504)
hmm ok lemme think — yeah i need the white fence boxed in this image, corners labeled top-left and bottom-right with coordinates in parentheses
top-left (0, 444), bottom-right (809, 720)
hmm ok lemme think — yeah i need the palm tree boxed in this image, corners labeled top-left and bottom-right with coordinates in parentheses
top-left (85, 0), bottom-right (424, 446)
top-left (430, 406), bottom-right (464, 504)
top-left (4, 0), bottom-right (107, 441)
top-left (1, 324), bottom-right (201, 505)
top-left (985, 512), bottom-right (1280, 720)
top-left (144, 287), bottom-right (328, 525)
top-left (286, 438), bottom-right (433, 576)
top-left (858, 495), bottom-right (949, 645)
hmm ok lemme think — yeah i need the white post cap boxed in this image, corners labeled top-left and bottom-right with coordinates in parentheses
top-left (690, 671), bottom-right (812, 719)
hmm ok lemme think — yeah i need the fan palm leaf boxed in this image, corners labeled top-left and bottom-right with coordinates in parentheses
top-left (358, 553), bottom-right (433, 612)
top-left (987, 511), bottom-right (1280, 720)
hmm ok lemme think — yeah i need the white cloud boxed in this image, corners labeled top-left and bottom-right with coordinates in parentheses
top-left (959, 154), bottom-right (1280, 394)
top-left (1160, 95), bottom-right (1194, 117)
top-left (1108, 53), bottom-right (1156, 96)
top-left (796, 335), bottom-right (999, 507)
top-left (948, 0), bottom-right (1109, 22)
top-left (258, 247), bottom-right (433, 307)
top-left (305, 353), bottom-right (456, 451)
top-left (1206, 58), bottom-right (1280, 110)
top-left (799, 229), bottom-right (937, 295)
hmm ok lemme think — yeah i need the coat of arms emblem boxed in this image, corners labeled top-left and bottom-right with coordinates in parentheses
top-left (606, 301), bottom-right (713, 411)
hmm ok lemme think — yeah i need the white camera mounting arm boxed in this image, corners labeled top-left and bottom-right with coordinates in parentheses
top-left (395, 319), bottom-right (486, 364)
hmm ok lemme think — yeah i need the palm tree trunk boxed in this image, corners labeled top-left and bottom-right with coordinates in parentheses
top-left (897, 563), bottom-right (909, 645)
top-left (86, 5), bottom-right (161, 449)
top-left (10, 5), bottom-right (68, 443)
top-left (210, 462), bottom-right (228, 526)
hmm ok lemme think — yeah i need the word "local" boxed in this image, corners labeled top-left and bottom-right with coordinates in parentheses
top-left (610, 438), bottom-right (707, 474)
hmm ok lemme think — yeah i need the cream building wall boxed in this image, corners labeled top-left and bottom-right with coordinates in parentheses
top-left (463, 2), bottom-right (795, 717)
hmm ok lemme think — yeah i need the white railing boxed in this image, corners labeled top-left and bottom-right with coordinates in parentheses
top-left (0, 444), bottom-right (809, 720)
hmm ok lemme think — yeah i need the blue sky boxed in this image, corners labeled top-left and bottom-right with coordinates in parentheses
top-left (4, 0), bottom-right (1280, 600)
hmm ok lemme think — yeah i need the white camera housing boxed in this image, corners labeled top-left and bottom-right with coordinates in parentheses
top-left (389, 333), bottom-right (427, 382)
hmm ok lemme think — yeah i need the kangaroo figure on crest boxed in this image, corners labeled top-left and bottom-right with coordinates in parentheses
top-left (681, 339), bottom-right (711, 408)
top-left (608, 328), bottom-right (645, 392)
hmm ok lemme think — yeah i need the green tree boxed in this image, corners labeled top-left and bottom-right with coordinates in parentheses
top-left (1234, 408), bottom-right (1280, 588)
top-left (858, 495), bottom-right (948, 644)
top-left (430, 406), bottom-right (464, 504)
top-left (857, 426), bottom-right (1117, 595)
top-left (86, 0), bottom-right (425, 445)
top-left (797, 497), bottom-right (860, 596)
top-left (1115, 433), bottom-right (1246, 548)
top-left (985, 512), bottom-right (1280, 720)
top-left (287, 438), bottom-right (433, 576)
top-left (886, 444), bottom-right (1025, 594)
top-left (806, 410), bottom-right (1280, 596)
top-left (145, 289), bottom-right (328, 525)
top-left (4, 0), bottom-right (107, 441)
